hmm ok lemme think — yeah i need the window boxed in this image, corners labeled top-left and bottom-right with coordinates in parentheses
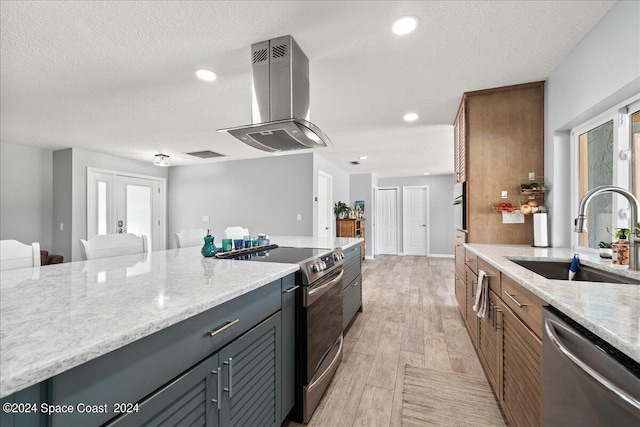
top-left (572, 96), bottom-right (640, 251)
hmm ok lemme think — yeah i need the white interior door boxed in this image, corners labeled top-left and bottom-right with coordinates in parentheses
top-left (376, 188), bottom-right (398, 254)
top-left (317, 171), bottom-right (333, 238)
top-left (88, 168), bottom-right (166, 252)
top-left (403, 186), bottom-right (429, 255)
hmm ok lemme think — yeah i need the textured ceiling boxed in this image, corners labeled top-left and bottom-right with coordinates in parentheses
top-left (0, 1), bottom-right (615, 177)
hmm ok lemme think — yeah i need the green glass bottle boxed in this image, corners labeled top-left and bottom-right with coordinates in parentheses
top-left (201, 230), bottom-right (217, 257)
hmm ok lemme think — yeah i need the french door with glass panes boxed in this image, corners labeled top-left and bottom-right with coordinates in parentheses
top-left (572, 97), bottom-right (640, 251)
top-left (87, 168), bottom-right (166, 252)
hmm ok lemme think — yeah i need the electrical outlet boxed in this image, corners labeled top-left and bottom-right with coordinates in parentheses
top-left (297, 214), bottom-right (302, 221)
top-left (59, 223), bottom-right (64, 231)
top-left (501, 191), bottom-right (508, 199)
top-left (529, 172), bottom-right (536, 180)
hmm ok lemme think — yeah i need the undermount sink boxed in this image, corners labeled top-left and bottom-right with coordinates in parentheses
top-left (509, 259), bottom-right (640, 285)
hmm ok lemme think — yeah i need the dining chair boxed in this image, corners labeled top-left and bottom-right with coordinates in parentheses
top-left (80, 233), bottom-right (148, 260)
top-left (224, 226), bottom-right (250, 241)
top-left (0, 240), bottom-right (41, 270)
top-left (175, 228), bottom-right (207, 248)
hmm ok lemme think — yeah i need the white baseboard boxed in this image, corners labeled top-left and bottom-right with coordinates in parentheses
top-left (364, 255), bottom-right (375, 260)
top-left (428, 253), bottom-right (455, 258)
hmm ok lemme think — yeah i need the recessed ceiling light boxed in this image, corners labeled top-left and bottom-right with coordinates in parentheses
top-left (392, 16), bottom-right (419, 35)
top-left (359, 156), bottom-right (368, 160)
top-left (423, 172), bottom-right (430, 175)
top-left (403, 112), bottom-right (419, 122)
top-left (194, 68), bottom-right (217, 82)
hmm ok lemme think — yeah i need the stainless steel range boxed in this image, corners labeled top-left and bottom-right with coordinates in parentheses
top-left (221, 245), bottom-right (344, 423)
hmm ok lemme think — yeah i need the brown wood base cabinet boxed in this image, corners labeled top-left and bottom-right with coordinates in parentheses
top-left (455, 251), bottom-right (543, 427)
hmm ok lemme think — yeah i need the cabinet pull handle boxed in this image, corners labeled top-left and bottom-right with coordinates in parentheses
top-left (211, 367), bottom-right (221, 409)
top-left (224, 357), bottom-right (233, 397)
top-left (207, 319), bottom-right (239, 337)
top-left (504, 291), bottom-right (527, 308)
top-left (283, 285), bottom-right (300, 293)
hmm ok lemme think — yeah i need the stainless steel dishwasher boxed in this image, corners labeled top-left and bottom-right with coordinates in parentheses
top-left (543, 307), bottom-right (640, 426)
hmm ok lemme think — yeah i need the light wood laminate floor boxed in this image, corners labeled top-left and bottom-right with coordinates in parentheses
top-left (286, 255), bottom-right (486, 427)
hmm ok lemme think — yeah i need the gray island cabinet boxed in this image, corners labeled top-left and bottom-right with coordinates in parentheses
top-left (0, 248), bottom-right (298, 427)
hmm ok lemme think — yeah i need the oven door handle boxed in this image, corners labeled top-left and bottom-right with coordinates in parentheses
top-left (305, 269), bottom-right (344, 307)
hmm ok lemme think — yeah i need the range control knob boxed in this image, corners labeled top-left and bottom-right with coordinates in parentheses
top-left (333, 253), bottom-right (341, 262)
top-left (311, 263), bottom-right (319, 273)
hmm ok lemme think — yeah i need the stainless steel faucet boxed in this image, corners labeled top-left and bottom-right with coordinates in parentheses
top-left (575, 185), bottom-right (640, 271)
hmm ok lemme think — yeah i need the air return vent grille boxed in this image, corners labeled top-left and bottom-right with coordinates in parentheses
top-left (271, 43), bottom-right (288, 59)
top-left (185, 150), bottom-right (225, 159)
top-left (253, 48), bottom-right (268, 64)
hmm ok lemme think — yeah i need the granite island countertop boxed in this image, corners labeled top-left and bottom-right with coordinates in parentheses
top-left (269, 235), bottom-right (363, 250)
top-left (465, 244), bottom-right (640, 363)
top-left (0, 246), bottom-right (299, 398)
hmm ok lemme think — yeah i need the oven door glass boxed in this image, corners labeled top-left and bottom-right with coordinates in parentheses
top-left (304, 270), bottom-right (343, 383)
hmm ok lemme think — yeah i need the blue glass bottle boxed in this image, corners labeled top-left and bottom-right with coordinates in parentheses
top-left (201, 231), bottom-right (217, 257)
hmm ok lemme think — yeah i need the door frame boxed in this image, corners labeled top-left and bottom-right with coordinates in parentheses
top-left (375, 187), bottom-right (399, 255)
top-left (316, 170), bottom-right (334, 239)
top-left (87, 167), bottom-right (167, 251)
top-left (402, 185), bottom-right (430, 256)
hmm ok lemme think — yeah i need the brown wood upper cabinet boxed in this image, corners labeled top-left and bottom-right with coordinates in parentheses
top-left (453, 81), bottom-right (544, 244)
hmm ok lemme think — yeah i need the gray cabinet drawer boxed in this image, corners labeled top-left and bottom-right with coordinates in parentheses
top-left (343, 275), bottom-right (362, 330)
top-left (50, 279), bottom-right (283, 427)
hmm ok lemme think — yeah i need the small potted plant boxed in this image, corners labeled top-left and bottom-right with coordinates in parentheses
top-left (334, 201), bottom-right (350, 219)
top-left (598, 241), bottom-right (612, 259)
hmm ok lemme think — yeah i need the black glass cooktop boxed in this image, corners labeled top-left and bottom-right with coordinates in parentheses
top-left (230, 246), bottom-right (330, 264)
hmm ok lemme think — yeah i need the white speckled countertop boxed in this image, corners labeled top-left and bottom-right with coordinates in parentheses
top-left (465, 244), bottom-right (640, 363)
top-left (269, 235), bottom-right (362, 250)
top-left (0, 247), bottom-right (299, 398)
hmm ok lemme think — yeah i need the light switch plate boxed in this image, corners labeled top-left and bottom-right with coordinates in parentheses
top-left (529, 172), bottom-right (536, 180)
top-left (501, 191), bottom-right (508, 199)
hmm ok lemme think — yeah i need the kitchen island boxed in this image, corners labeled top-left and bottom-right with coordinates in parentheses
top-left (0, 246), bottom-right (299, 426)
top-left (0, 237), bottom-right (364, 426)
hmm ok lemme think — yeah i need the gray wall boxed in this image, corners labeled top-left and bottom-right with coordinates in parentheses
top-left (378, 174), bottom-right (454, 256)
top-left (52, 149), bottom-right (73, 261)
top-left (168, 154), bottom-right (314, 248)
top-left (350, 173), bottom-right (375, 258)
top-left (1, 142), bottom-right (53, 250)
top-left (313, 153), bottom-right (350, 237)
top-left (545, 0), bottom-right (640, 246)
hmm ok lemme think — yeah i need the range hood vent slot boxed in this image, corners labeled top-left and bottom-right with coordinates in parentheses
top-left (218, 35), bottom-right (332, 152)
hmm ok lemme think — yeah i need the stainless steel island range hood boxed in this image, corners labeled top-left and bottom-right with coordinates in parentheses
top-left (218, 35), bottom-right (332, 152)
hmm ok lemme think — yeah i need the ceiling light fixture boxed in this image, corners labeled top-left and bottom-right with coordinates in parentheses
top-left (194, 68), bottom-right (217, 82)
top-left (392, 16), bottom-right (419, 35)
top-left (360, 156), bottom-right (368, 160)
top-left (152, 154), bottom-right (172, 167)
top-left (403, 112), bottom-right (419, 122)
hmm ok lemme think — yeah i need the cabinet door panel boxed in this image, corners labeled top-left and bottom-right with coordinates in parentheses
top-left (343, 275), bottom-right (362, 329)
top-left (219, 313), bottom-right (281, 427)
top-left (106, 354), bottom-right (218, 427)
top-left (478, 290), bottom-right (501, 392)
top-left (502, 307), bottom-right (542, 427)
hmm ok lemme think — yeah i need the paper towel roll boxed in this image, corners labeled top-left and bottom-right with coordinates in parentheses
top-left (533, 212), bottom-right (549, 247)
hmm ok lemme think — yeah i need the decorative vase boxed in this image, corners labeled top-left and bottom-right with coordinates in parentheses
top-left (612, 240), bottom-right (629, 265)
top-left (338, 212), bottom-right (346, 219)
top-left (201, 234), bottom-right (217, 257)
